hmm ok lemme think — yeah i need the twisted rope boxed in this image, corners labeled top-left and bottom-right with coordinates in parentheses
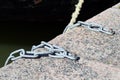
top-left (63, 0), bottom-right (84, 33)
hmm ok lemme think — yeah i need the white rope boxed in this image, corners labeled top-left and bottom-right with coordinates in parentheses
top-left (63, 0), bottom-right (84, 33)
top-left (68, 0), bottom-right (84, 26)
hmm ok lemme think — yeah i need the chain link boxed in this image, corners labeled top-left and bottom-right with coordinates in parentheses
top-left (63, 21), bottom-right (115, 35)
top-left (4, 41), bottom-right (79, 66)
top-left (5, 21), bottom-right (114, 66)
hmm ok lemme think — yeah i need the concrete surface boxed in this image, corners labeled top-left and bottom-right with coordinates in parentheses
top-left (0, 2), bottom-right (120, 80)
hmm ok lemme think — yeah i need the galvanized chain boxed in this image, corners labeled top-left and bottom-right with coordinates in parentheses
top-left (63, 21), bottom-right (115, 35)
top-left (4, 41), bottom-right (79, 66)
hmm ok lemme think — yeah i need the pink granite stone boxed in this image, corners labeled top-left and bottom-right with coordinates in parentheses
top-left (0, 3), bottom-right (120, 80)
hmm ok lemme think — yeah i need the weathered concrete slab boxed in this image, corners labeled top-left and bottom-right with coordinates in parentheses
top-left (0, 2), bottom-right (120, 80)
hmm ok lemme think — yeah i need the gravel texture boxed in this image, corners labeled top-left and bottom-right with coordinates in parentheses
top-left (0, 3), bottom-right (120, 80)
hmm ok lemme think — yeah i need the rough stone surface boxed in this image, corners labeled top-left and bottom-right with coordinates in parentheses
top-left (0, 3), bottom-right (120, 80)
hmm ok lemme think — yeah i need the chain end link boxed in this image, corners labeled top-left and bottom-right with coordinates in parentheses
top-left (63, 21), bottom-right (115, 35)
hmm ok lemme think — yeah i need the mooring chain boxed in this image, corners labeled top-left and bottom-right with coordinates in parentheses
top-left (4, 41), bottom-right (79, 66)
top-left (63, 21), bottom-right (115, 35)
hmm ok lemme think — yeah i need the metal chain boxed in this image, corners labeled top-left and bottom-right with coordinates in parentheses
top-left (4, 41), bottom-right (79, 66)
top-left (5, 21), bottom-right (115, 66)
top-left (63, 21), bottom-right (115, 35)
